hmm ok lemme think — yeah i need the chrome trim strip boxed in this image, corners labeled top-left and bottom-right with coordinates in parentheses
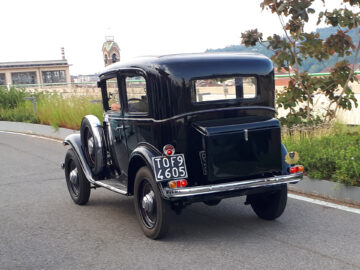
top-left (64, 134), bottom-right (127, 195)
top-left (162, 173), bottom-right (303, 198)
top-left (105, 106), bottom-right (275, 123)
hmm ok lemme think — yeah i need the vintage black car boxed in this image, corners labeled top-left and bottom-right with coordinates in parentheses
top-left (63, 53), bottom-right (303, 239)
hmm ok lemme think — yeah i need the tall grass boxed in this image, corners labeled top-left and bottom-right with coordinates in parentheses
top-left (37, 94), bottom-right (103, 130)
top-left (0, 87), bottom-right (103, 130)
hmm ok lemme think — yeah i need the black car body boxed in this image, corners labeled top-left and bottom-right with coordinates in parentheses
top-left (63, 53), bottom-right (303, 239)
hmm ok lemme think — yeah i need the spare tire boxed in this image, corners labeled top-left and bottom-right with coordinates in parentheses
top-left (80, 115), bottom-right (105, 176)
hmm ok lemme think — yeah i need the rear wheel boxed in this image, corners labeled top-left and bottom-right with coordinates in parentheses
top-left (248, 185), bottom-right (287, 220)
top-left (134, 167), bottom-right (170, 239)
top-left (64, 149), bottom-right (90, 205)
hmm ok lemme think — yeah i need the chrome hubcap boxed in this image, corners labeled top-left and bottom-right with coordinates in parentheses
top-left (69, 168), bottom-right (78, 185)
top-left (142, 190), bottom-right (155, 213)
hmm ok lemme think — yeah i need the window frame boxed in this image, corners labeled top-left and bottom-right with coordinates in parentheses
top-left (190, 75), bottom-right (260, 105)
top-left (41, 70), bottom-right (66, 84)
top-left (0, 73), bottom-right (6, 85)
top-left (11, 71), bottom-right (37, 85)
top-left (118, 69), bottom-right (150, 117)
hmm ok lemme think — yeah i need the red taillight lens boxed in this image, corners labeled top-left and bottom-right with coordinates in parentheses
top-left (176, 181), bottom-right (181, 188)
top-left (163, 144), bottom-right (175, 156)
top-left (181, 179), bottom-right (188, 187)
top-left (290, 165), bottom-right (304, 174)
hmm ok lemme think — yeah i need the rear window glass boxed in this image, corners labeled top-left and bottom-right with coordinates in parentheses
top-left (192, 76), bottom-right (257, 102)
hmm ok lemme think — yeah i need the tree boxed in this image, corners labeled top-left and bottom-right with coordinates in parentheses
top-left (241, 0), bottom-right (360, 126)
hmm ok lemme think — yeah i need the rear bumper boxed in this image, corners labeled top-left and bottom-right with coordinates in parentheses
top-left (162, 173), bottom-right (302, 198)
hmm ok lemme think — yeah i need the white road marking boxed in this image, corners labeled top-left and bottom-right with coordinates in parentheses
top-left (0, 130), bottom-right (63, 143)
top-left (289, 193), bottom-right (360, 215)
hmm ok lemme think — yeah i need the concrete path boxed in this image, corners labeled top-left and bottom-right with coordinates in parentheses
top-left (0, 121), bottom-right (77, 140)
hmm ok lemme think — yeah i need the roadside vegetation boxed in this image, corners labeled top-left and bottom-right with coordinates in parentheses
top-left (0, 86), bottom-right (102, 130)
top-left (283, 124), bottom-right (360, 186)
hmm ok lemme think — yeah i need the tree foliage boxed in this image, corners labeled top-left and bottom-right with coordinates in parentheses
top-left (241, 0), bottom-right (360, 127)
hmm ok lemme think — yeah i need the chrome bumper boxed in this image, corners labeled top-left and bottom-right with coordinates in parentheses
top-left (162, 173), bottom-right (303, 198)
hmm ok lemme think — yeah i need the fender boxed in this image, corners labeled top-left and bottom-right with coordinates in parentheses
top-left (63, 134), bottom-right (127, 195)
top-left (63, 134), bottom-right (96, 184)
top-left (127, 143), bottom-right (163, 196)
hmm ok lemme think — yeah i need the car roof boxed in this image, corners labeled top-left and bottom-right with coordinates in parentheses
top-left (100, 53), bottom-right (273, 80)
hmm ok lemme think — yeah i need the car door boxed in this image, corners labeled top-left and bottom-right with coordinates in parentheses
top-left (102, 74), bottom-right (129, 175)
top-left (120, 70), bottom-right (152, 156)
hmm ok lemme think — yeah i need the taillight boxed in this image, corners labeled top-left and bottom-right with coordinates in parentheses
top-left (289, 165), bottom-right (304, 174)
top-left (168, 179), bottom-right (188, 188)
top-left (163, 144), bottom-right (175, 156)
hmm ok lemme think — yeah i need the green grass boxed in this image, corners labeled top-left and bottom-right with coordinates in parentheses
top-left (283, 124), bottom-right (360, 186)
top-left (0, 87), bottom-right (103, 130)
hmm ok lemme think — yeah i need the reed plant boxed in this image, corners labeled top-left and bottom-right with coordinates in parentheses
top-left (36, 93), bottom-right (103, 130)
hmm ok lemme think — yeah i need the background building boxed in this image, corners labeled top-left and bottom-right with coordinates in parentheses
top-left (0, 59), bottom-right (70, 86)
top-left (102, 36), bottom-right (120, 66)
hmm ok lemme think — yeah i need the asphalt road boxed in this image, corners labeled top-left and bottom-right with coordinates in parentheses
top-left (1, 132), bottom-right (360, 270)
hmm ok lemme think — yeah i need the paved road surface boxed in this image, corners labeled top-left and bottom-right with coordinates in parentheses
top-left (1, 132), bottom-right (360, 270)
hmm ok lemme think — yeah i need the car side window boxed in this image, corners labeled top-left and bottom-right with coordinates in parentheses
top-left (106, 77), bottom-right (121, 112)
top-left (125, 75), bottom-right (148, 114)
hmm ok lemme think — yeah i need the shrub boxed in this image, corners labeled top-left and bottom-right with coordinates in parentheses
top-left (0, 87), bottom-right (39, 123)
top-left (283, 124), bottom-right (360, 186)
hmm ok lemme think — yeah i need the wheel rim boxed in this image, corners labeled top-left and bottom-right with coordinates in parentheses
top-left (68, 159), bottom-right (80, 197)
top-left (138, 180), bottom-right (157, 229)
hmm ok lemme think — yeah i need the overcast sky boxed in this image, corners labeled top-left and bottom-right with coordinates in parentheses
top-left (0, 0), bottom-right (352, 75)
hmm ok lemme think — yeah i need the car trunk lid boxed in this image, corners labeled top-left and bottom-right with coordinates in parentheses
top-left (192, 118), bottom-right (282, 183)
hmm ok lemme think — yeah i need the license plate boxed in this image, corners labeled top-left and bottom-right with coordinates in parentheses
top-left (152, 154), bottom-right (188, 181)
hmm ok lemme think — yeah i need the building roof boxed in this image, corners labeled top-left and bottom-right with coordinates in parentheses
top-left (102, 41), bottom-right (120, 52)
top-left (0, 60), bottom-right (69, 69)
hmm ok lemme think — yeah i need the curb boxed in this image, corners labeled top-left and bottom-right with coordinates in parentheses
top-left (289, 177), bottom-right (360, 206)
top-left (1, 121), bottom-right (360, 207)
top-left (0, 121), bottom-right (78, 141)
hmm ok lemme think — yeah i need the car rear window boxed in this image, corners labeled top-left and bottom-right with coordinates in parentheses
top-left (191, 76), bottom-right (257, 103)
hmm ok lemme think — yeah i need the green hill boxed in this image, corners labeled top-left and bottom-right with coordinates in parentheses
top-left (205, 27), bottom-right (360, 73)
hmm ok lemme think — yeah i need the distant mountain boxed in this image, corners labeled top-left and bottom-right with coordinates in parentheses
top-left (205, 27), bottom-right (360, 73)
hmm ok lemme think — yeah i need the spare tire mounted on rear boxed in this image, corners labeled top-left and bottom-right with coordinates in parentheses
top-left (80, 115), bottom-right (106, 176)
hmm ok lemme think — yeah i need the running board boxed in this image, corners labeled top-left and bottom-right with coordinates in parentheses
top-left (93, 180), bottom-right (128, 195)
top-left (63, 134), bottom-right (128, 195)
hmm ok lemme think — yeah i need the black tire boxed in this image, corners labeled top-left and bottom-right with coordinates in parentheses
top-left (134, 167), bottom-right (170, 239)
top-left (80, 116), bottom-right (105, 176)
top-left (204, 199), bottom-right (221, 206)
top-left (248, 184), bottom-right (287, 220)
top-left (64, 148), bottom-right (91, 205)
